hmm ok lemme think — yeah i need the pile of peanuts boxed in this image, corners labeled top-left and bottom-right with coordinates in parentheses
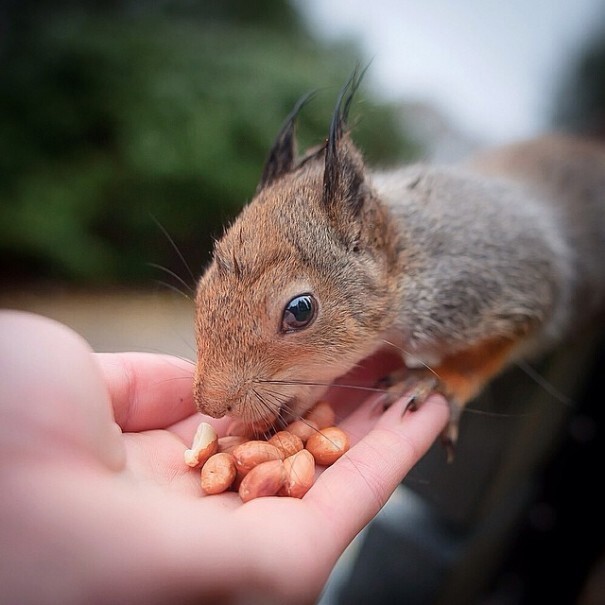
top-left (184, 401), bottom-right (350, 502)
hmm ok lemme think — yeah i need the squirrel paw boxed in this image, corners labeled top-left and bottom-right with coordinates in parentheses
top-left (375, 367), bottom-right (438, 413)
top-left (375, 368), bottom-right (461, 463)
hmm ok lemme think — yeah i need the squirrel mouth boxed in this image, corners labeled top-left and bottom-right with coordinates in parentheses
top-left (230, 397), bottom-right (299, 437)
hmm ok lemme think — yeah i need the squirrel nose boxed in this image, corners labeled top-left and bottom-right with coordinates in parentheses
top-left (193, 373), bottom-right (235, 418)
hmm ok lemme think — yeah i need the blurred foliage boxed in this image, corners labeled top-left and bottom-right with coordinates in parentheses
top-left (0, 0), bottom-right (418, 286)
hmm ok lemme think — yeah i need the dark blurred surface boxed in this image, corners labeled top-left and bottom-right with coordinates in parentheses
top-left (330, 331), bottom-right (605, 605)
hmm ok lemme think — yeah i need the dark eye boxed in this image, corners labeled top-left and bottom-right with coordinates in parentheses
top-left (281, 294), bottom-right (316, 332)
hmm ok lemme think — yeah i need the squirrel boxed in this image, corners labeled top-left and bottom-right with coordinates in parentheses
top-left (192, 70), bottom-right (605, 456)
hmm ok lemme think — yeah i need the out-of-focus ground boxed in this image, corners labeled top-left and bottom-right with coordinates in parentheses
top-left (0, 288), bottom-right (195, 358)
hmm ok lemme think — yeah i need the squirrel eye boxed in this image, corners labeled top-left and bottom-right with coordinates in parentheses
top-left (281, 294), bottom-right (316, 332)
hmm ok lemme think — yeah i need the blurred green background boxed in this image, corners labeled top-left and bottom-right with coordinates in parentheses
top-left (2, 0), bottom-right (604, 290)
top-left (0, 0), bottom-right (418, 287)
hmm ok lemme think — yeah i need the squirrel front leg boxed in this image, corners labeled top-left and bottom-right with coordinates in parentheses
top-left (381, 336), bottom-right (522, 461)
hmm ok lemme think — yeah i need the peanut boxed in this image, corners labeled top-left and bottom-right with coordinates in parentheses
top-left (185, 401), bottom-right (349, 502)
top-left (281, 449), bottom-right (315, 498)
top-left (268, 431), bottom-right (304, 458)
top-left (184, 422), bottom-right (219, 468)
top-left (238, 459), bottom-right (286, 503)
top-left (284, 419), bottom-right (319, 443)
top-left (201, 453), bottom-right (237, 494)
top-left (306, 426), bottom-right (350, 466)
top-left (304, 400), bottom-right (336, 429)
top-left (231, 440), bottom-right (284, 476)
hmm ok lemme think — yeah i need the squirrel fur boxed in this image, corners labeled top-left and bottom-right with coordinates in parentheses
top-left (193, 72), bottom-right (605, 447)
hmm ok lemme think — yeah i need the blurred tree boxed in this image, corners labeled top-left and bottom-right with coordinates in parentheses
top-left (0, 0), bottom-right (418, 286)
top-left (552, 23), bottom-right (605, 138)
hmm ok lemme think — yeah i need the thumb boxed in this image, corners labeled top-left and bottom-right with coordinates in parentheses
top-left (0, 310), bottom-right (125, 471)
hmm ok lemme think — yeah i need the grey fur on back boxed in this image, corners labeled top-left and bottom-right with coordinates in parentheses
top-left (370, 135), bottom-right (605, 364)
top-left (468, 136), bottom-right (605, 324)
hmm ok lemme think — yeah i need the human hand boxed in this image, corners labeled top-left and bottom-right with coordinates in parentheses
top-left (0, 310), bottom-right (448, 605)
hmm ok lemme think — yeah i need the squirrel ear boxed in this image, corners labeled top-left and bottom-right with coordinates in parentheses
top-left (257, 91), bottom-right (315, 192)
top-left (322, 68), bottom-right (367, 217)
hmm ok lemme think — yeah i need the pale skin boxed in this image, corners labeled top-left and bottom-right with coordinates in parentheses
top-left (0, 310), bottom-right (449, 605)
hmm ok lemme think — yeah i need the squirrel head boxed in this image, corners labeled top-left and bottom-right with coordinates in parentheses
top-left (193, 72), bottom-right (400, 428)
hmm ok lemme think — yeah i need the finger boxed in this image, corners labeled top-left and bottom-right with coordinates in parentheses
top-left (305, 394), bottom-right (449, 548)
top-left (95, 352), bottom-right (197, 431)
top-left (0, 311), bottom-right (125, 471)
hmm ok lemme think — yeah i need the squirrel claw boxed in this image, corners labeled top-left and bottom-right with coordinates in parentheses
top-left (441, 434), bottom-right (456, 464)
top-left (374, 369), bottom-right (439, 415)
top-left (440, 398), bottom-right (462, 463)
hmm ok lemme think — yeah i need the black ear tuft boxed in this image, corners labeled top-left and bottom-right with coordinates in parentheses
top-left (323, 66), bottom-right (369, 214)
top-left (257, 91), bottom-right (316, 192)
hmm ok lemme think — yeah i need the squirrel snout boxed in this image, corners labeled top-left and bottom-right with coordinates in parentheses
top-left (193, 374), bottom-right (234, 419)
top-left (194, 390), bottom-right (232, 419)
top-left (196, 399), bottom-right (230, 419)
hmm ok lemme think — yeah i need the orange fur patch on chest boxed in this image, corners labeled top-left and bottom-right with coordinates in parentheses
top-left (433, 336), bottom-right (522, 405)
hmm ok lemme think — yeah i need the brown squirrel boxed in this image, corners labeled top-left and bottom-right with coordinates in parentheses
top-left (192, 71), bottom-right (605, 454)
